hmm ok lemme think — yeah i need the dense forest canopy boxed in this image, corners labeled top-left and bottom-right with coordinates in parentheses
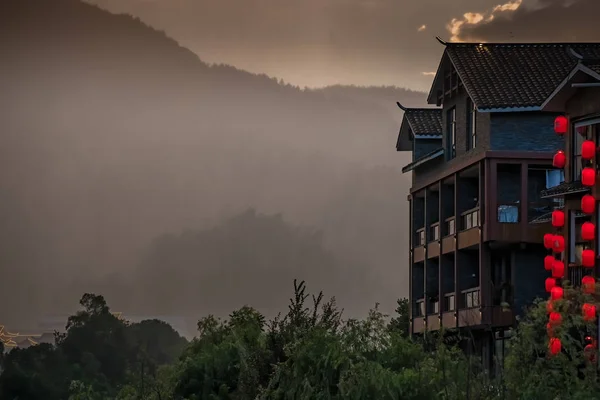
top-left (0, 0), bottom-right (424, 327)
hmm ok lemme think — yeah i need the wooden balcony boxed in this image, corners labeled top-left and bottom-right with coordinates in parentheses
top-left (458, 208), bottom-right (480, 250)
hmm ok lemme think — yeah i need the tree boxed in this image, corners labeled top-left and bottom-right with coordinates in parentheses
top-left (388, 298), bottom-right (410, 337)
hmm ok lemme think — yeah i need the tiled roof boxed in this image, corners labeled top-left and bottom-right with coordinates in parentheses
top-left (403, 108), bottom-right (442, 137)
top-left (582, 60), bottom-right (600, 75)
top-left (431, 41), bottom-right (600, 110)
top-left (540, 181), bottom-right (590, 199)
top-left (531, 207), bottom-right (586, 224)
top-left (402, 148), bottom-right (444, 173)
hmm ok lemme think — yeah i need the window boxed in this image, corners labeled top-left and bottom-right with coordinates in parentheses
top-left (444, 294), bottom-right (455, 312)
top-left (431, 223), bottom-right (440, 241)
top-left (447, 218), bottom-right (456, 236)
top-left (465, 289), bottom-right (480, 308)
top-left (572, 124), bottom-right (591, 181)
top-left (417, 228), bottom-right (425, 246)
top-left (447, 107), bottom-right (456, 159)
top-left (467, 98), bottom-right (476, 150)
top-left (463, 209), bottom-right (479, 230)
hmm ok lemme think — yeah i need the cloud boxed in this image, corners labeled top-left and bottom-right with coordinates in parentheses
top-left (448, 0), bottom-right (522, 41)
top-left (418, 24), bottom-right (427, 32)
top-left (449, 0), bottom-right (600, 42)
top-left (422, 71), bottom-right (436, 76)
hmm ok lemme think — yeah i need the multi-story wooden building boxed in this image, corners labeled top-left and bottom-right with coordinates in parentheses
top-left (397, 39), bottom-right (600, 371)
top-left (536, 49), bottom-right (600, 286)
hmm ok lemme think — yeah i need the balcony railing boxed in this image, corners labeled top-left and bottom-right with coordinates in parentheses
top-left (445, 217), bottom-right (456, 236)
top-left (415, 298), bottom-right (425, 317)
top-left (415, 228), bottom-right (425, 246)
top-left (443, 293), bottom-right (455, 312)
top-left (461, 208), bottom-right (480, 230)
top-left (430, 222), bottom-right (440, 241)
top-left (460, 288), bottom-right (480, 309)
top-left (497, 203), bottom-right (519, 223)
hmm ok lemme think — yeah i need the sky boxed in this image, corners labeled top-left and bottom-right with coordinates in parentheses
top-left (87, 0), bottom-right (600, 92)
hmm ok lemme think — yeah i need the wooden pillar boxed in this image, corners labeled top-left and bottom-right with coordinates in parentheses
top-left (438, 180), bottom-right (444, 321)
top-left (521, 162), bottom-right (529, 231)
top-left (479, 160), bottom-right (491, 325)
top-left (409, 195), bottom-right (414, 336)
top-left (454, 173), bottom-right (460, 328)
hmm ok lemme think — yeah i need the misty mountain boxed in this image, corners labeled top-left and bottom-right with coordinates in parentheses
top-left (0, 0), bottom-right (421, 326)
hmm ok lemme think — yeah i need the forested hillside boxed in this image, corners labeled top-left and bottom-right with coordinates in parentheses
top-left (0, 0), bottom-right (423, 326)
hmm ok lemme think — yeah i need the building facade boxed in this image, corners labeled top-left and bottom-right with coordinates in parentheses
top-left (397, 39), bottom-right (600, 372)
top-left (538, 51), bottom-right (600, 290)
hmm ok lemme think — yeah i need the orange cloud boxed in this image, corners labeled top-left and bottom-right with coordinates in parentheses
top-left (447, 0), bottom-right (522, 42)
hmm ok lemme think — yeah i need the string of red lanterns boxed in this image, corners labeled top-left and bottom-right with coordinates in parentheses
top-left (552, 115), bottom-right (599, 359)
top-left (546, 116), bottom-right (568, 356)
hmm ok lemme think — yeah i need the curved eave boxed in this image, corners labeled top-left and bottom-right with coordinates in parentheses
top-left (402, 148), bottom-right (444, 173)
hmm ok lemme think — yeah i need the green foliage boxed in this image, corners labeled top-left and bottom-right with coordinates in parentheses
top-left (3, 282), bottom-right (600, 399)
top-left (503, 285), bottom-right (600, 399)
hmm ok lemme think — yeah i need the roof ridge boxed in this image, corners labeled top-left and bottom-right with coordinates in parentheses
top-left (443, 41), bottom-right (600, 47)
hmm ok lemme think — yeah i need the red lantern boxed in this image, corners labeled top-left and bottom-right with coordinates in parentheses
top-left (582, 195), bottom-right (596, 214)
top-left (552, 151), bottom-right (566, 168)
top-left (582, 222), bottom-right (596, 241)
top-left (549, 311), bottom-right (562, 325)
top-left (584, 344), bottom-right (597, 363)
top-left (549, 337), bottom-right (562, 355)
top-left (554, 116), bottom-right (567, 135)
top-left (552, 210), bottom-right (565, 227)
top-left (583, 303), bottom-right (597, 321)
top-left (547, 300), bottom-right (555, 314)
top-left (544, 233), bottom-right (554, 250)
top-left (583, 276), bottom-right (596, 294)
top-left (544, 255), bottom-right (555, 270)
top-left (552, 235), bottom-right (565, 253)
top-left (582, 167), bottom-right (596, 187)
top-left (546, 277), bottom-right (557, 293)
top-left (582, 140), bottom-right (596, 160)
top-left (552, 260), bottom-right (565, 278)
top-left (551, 286), bottom-right (563, 300)
top-left (582, 249), bottom-right (596, 267)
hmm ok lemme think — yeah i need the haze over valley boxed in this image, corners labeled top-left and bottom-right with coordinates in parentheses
top-left (0, 0), bottom-right (427, 328)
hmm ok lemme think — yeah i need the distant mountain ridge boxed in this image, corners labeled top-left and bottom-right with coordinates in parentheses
top-left (0, 0), bottom-right (423, 325)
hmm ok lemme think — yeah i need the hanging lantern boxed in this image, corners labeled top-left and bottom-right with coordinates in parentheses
top-left (582, 140), bottom-right (596, 160)
top-left (582, 222), bottom-right (596, 241)
top-left (554, 116), bottom-right (567, 135)
top-left (582, 194), bottom-right (596, 214)
top-left (582, 275), bottom-right (596, 294)
top-left (546, 322), bottom-right (554, 336)
top-left (547, 300), bottom-right (555, 314)
top-left (552, 260), bottom-right (565, 278)
top-left (549, 311), bottom-right (562, 325)
top-left (544, 233), bottom-right (554, 249)
top-left (549, 337), bottom-right (562, 355)
top-left (544, 255), bottom-right (555, 270)
top-left (546, 277), bottom-right (557, 293)
top-left (582, 249), bottom-right (596, 267)
top-left (584, 344), bottom-right (597, 363)
top-left (582, 167), bottom-right (596, 187)
top-left (552, 150), bottom-right (566, 168)
top-left (583, 303), bottom-right (597, 321)
top-left (552, 210), bottom-right (565, 227)
top-left (551, 286), bottom-right (563, 300)
top-left (552, 235), bottom-right (565, 253)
